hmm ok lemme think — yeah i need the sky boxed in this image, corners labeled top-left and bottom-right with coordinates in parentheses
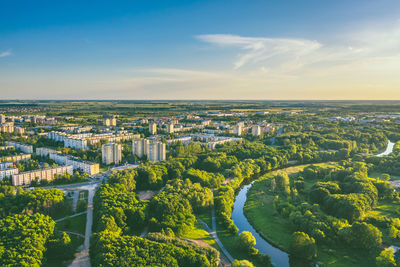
top-left (0, 0), bottom-right (400, 100)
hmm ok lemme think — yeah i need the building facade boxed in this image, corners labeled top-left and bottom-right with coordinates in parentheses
top-left (132, 138), bottom-right (165, 161)
top-left (0, 168), bottom-right (18, 180)
top-left (102, 143), bottom-right (122, 165)
top-left (6, 141), bottom-right (33, 154)
top-left (149, 122), bottom-right (157, 135)
top-left (12, 165), bottom-right (74, 186)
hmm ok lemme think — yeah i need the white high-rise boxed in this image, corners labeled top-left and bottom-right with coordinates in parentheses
top-left (233, 124), bottom-right (242, 136)
top-left (149, 122), bottom-right (157, 135)
top-left (0, 114), bottom-right (5, 124)
top-left (132, 138), bottom-right (165, 161)
top-left (251, 125), bottom-right (261, 136)
top-left (166, 123), bottom-right (174, 133)
top-left (102, 143), bottom-right (122, 165)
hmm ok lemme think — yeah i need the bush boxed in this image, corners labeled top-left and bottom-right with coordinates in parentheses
top-left (289, 231), bottom-right (317, 261)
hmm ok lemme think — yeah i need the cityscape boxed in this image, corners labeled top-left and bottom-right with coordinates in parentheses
top-left (1, 1), bottom-right (400, 267)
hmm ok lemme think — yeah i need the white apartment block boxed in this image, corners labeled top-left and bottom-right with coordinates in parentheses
top-left (148, 142), bottom-right (166, 161)
top-left (149, 122), bottom-right (157, 135)
top-left (64, 137), bottom-right (88, 151)
top-left (0, 168), bottom-right (19, 180)
top-left (12, 165), bottom-right (73, 186)
top-left (132, 138), bottom-right (166, 161)
top-left (0, 114), bottom-right (5, 124)
top-left (102, 143), bottom-right (122, 165)
top-left (0, 146), bottom-right (14, 151)
top-left (36, 147), bottom-right (99, 175)
top-left (14, 126), bottom-right (25, 135)
top-left (166, 123), bottom-right (175, 133)
top-left (103, 117), bottom-right (117, 127)
top-left (233, 124), bottom-right (243, 136)
top-left (1, 122), bottom-right (14, 133)
top-left (0, 154), bottom-right (31, 166)
top-left (251, 125), bottom-right (261, 136)
top-left (47, 131), bottom-right (138, 150)
top-left (6, 141), bottom-right (33, 154)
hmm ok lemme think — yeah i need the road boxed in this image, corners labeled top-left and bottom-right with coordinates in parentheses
top-left (68, 183), bottom-right (97, 267)
top-left (197, 205), bottom-right (235, 263)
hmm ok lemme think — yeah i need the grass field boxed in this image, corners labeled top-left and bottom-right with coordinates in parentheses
top-left (56, 213), bottom-right (87, 235)
top-left (182, 220), bottom-right (217, 247)
top-left (197, 208), bottom-right (212, 228)
top-left (369, 171), bottom-right (400, 181)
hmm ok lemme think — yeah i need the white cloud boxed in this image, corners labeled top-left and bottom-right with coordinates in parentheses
top-left (0, 50), bottom-right (12, 58)
top-left (196, 34), bottom-right (322, 69)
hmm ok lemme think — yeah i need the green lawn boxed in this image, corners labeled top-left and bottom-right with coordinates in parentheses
top-left (56, 213), bottom-right (87, 235)
top-left (197, 208), bottom-right (212, 228)
top-left (182, 220), bottom-right (217, 247)
top-left (78, 190), bottom-right (89, 200)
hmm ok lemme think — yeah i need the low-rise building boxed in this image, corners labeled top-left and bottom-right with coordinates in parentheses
top-left (12, 165), bottom-right (73, 186)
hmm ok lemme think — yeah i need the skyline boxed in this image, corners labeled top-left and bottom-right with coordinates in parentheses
top-left (1, 1), bottom-right (400, 100)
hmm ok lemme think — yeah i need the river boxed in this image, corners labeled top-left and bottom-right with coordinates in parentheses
top-left (231, 140), bottom-right (396, 267)
top-left (232, 181), bottom-right (290, 267)
top-left (375, 141), bottom-right (395, 157)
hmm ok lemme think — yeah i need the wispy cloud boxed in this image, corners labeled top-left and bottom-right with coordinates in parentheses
top-left (196, 34), bottom-right (322, 69)
top-left (0, 50), bottom-right (12, 58)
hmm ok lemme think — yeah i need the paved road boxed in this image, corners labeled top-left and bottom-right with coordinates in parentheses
top-left (55, 211), bottom-right (87, 222)
top-left (197, 205), bottom-right (235, 263)
top-left (69, 183), bottom-right (97, 267)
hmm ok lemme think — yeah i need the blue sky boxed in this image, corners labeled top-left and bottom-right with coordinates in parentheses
top-left (1, 0), bottom-right (400, 99)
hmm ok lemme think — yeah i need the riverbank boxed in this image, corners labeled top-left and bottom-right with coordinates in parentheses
top-left (242, 163), bottom-right (378, 266)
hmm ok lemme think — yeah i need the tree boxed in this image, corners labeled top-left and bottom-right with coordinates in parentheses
top-left (289, 232), bottom-right (317, 260)
top-left (232, 259), bottom-right (254, 267)
top-left (376, 248), bottom-right (396, 267)
top-left (238, 231), bottom-right (256, 253)
top-left (351, 222), bottom-right (382, 250)
top-left (380, 173), bottom-right (391, 181)
top-left (275, 172), bottom-right (290, 194)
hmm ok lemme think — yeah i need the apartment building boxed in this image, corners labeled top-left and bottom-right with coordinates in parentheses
top-left (12, 165), bottom-right (73, 186)
top-left (233, 124), bottom-right (243, 136)
top-left (64, 137), bottom-right (88, 150)
top-left (14, 126), bottom-right (25, 135)
top-left (0, 168), bottom-right (19, 180)
top-left (0, 154), bottom-right (31, 164)
top-left (102, 143), bottom-right (122, 165)
top-left (132, 138), bottom-right (166, 161)
top-left (148, 142), bottom-right (166, 161)
top-left (6, 141), bottom-right (34, 154)
top-left (36, 147), bottom-right (99, 175)
top-left (103, 117), bottom-right (117, 127)
top-left (0, 146), bottom-right (14, 151)
top-left (1, 122), bottom-right (14, 133)
top-left (251, 125), bottom-right (261, 136)
top-left (149, 122), bottom-right (157, 135)
top-left (0, 114), bottom-right (5, 124)
top-left (47, 131), bottom-right (138, 150)
top-left (166, 123), bottom-right (174, 133)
